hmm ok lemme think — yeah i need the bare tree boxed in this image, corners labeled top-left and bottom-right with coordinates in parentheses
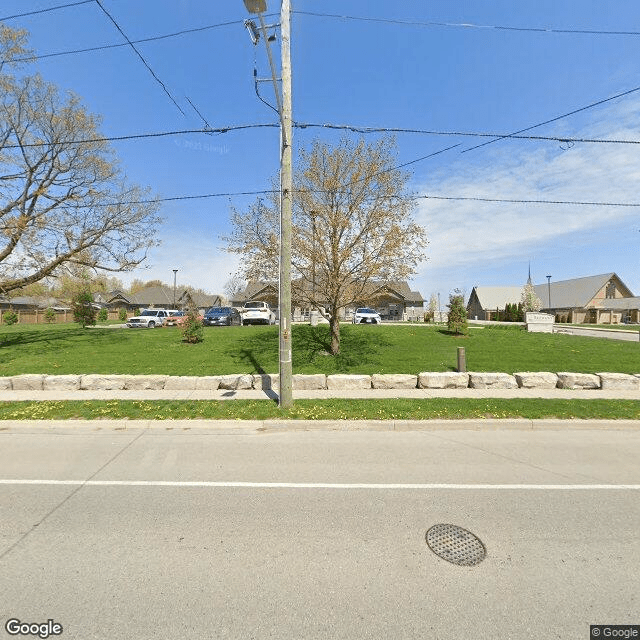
top-left (0, 26), bottom-right (161, 295)
top-left (223, 273), bottom-right (246, 304)
top-left (224, 137), bottom-right (427, 354)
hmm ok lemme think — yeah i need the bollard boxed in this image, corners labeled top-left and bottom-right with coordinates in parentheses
top-left (457, 347), bottom-right (466, 373)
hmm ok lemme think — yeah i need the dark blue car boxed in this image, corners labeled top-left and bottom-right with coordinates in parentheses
top-left (202, 306), bottom-right (242, 326)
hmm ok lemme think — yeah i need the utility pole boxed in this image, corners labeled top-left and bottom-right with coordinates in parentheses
top-left (242, 0), bottom-right (292, 408)
top-left (278, 0), bottom-right (293, 408)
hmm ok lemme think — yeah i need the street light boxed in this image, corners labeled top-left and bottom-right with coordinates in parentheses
top-left (242, 0), bottom-right (293, 409)
top-left (546, 275), bottom-right (552, 311)
top-left (173, 269), bottom-right (178, 307)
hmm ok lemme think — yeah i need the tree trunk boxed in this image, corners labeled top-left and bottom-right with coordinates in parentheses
top-left (329, 313), bottom-right (341, 355)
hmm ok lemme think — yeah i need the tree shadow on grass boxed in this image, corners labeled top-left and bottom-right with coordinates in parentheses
top-left (227, 324), bottom-right (392, 373)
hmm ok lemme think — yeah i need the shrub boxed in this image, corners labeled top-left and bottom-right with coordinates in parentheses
top-left (2, 310), bottom-right (18, 325)
top-left (182, 309), bottom-right (204, 343)
top-left (71, 290), bottom-right (97, 328)
top-left (44, 308), bottom-right (56, 323)
top-left (97, 308), bottom-right (108, 322)
top-left (447, 293), bottom-right (468, 335)
top-left (118, 307), bottom-right (128, 322)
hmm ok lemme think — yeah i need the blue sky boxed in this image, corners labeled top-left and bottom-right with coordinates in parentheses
top-left (3, 0), bottom-right (640, 302)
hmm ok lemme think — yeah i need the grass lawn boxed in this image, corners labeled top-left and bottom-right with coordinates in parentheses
top-left (0, 398), bottom-right (638, 421)
top-left (0, 322), bottom-right (638, 376)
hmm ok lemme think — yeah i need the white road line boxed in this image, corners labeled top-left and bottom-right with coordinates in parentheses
top-left (0, 480), bottom-right (639, 489)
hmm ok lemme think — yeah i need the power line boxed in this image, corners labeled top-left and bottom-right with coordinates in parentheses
top-left (295, 123), bottom-right (640, 145)
top-left (417, 195), bottom-right (640, 207)
top-left (462, 84), bottom-right (640, 153)
top-left (6, 16), bottom-right (279, 64)
top-left (93, 0), bottom-right (186, 117)
top-left (0, 124), bottom-right (278, 148)
top-left (6, 121), bottom-right (640, 149)
top-left (293, 10), bottom-right (640, 37)
top-left (60, 189), bottom-right (640, 209)
top-left (0, 0), bottom-right (94, 22)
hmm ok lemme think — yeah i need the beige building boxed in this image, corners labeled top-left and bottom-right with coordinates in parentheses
top-left (467, 273), bottom-right (638, 324)
top-left (234, 280), bottom-right (424, 321)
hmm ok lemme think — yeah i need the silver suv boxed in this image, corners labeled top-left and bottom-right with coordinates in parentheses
top-left (126, 309), bottom-right (177, 328)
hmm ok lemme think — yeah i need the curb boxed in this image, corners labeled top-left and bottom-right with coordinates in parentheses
top-left (1, 418), bottom-right (639, 433)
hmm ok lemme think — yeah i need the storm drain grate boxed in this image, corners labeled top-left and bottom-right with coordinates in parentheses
top-left (426, 524), bottom-right (486, 566)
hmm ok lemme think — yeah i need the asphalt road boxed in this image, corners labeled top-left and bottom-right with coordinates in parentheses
top-left (1, 425), bottom-right (639, 639)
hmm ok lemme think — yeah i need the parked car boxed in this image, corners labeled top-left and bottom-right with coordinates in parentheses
top-left (241, 300), bottom-right (276, 325)
top-left (352, 307), bottom-right (382, 324)
top-left (203, 306), bottom-right (242, 326)
top-left (126, 309), bottom-right (177, 328)
top-left (165, 311), bottom-right (185, 326)
top-left (173, 311), bottom-right (204, 326)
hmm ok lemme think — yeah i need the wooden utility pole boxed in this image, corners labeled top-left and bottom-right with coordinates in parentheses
top-left (278, 0), bottom-right (293, 408)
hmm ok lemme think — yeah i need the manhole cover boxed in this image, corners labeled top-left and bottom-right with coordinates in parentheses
top-left (426, 524), bottom-right (486, 566)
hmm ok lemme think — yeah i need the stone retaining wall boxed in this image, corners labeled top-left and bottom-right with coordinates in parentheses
top-left (2, 372), bottom-right (639, 391)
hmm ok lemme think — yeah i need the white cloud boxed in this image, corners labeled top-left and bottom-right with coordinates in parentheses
top-left (119, 231), bottom-right (241, 295)
top-left (412, 98), bottom-right (640, 293)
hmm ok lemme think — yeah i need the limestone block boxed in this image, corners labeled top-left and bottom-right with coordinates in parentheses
top-left (514, 372), bottom-right (559, 389)
top-left (163, 376), bottom-right (197, 390)
top-left (43, 375), bottom-right (81, 391)
top-left (0, 377), bottom-right (12, 390)
top-left (371, 374), bottom-right (417, 389)
top-left (194, 376), bottom-right (222, 390)
top-left (253, 374), bottom-right (278, 391)
top-left (80, 374), bottom-right (126, 390)
top-left (468, 372), bottom-right (518, 389)
top-left (11, 374), bottom-right (45, 390)
top-left (418, 372), bottom-right (469, 389)
top-left (123, 375), bottom-right (168, 390)
top-left (326, 375), bottom-right (371, 390)
top-left (293, 374), bottom-right (326, 390)
top-left (218, 374), bottom-right (254, 390)
top-left (556, 372), bottom-right (600, 390)
top-left (597, 372), bottom-right (640, 390)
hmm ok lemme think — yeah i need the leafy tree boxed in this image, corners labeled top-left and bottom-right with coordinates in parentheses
top-left (71, 289), bottom-right (96, 328)
top-left (97, 307), bottom-right (108, 322)
top-left (181, 292), bottom-right (203, 343)
top-left (118, 307), bottom-right (128, 322)
top-left (521, 281), bottom-right (542, 312)
top-left (0, 25), bottom-right (161, 296)
top-left (447, 293), bottom-right (468, 335)
top-left (224, 137), bottom-right (427, 354)
top-left (44, 308), bottom-right (56, 323)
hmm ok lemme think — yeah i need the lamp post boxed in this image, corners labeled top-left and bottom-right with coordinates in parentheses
top-left (243, 0), bottom-right (293, 408)
top-left (173, 269), bottom-right (178, 307)
top-left (546, 275), bottom-right (552, 311)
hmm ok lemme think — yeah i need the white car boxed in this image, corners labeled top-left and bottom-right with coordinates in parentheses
top-left (126, 309), bottom-right (177, 328)
top-left (352, 307), bottom-right (382, 324)
top-left (241, 300), bottom-right (276, 325)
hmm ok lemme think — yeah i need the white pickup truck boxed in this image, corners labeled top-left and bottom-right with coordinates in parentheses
top-left (241, 300), bottom-right (276, 326)
top-left (126, 309), bottom-right (177, 328)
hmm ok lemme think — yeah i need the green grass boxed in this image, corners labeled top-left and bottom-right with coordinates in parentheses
top-left (0, 322), bottom-right (638, 376)
top-left (0, 398), bottom-right (638, 421)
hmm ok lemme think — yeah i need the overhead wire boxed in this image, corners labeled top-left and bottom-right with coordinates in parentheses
top-left (0, 0), bottom-right (94, 22)
top-left (57, 189), bottom-right (640, 209)
top-left (292, 10), bottom-right (640, 37)
top-left (93, 0), bottom-right (186, 117)
top-left (461, 84), bottom-right (640, 153)
top-left (5, 15), bottom-right (279, 64)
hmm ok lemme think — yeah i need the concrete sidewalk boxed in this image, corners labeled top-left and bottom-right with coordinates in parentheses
top-left (0, 387), bottom-right (639, 401)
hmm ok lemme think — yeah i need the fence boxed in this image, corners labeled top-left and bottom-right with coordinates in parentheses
top-left (0, 309), bottom-right (129, 325)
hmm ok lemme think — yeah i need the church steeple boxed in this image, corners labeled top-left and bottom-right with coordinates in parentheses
top-left (527, 262), bottom-right (532, 285)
